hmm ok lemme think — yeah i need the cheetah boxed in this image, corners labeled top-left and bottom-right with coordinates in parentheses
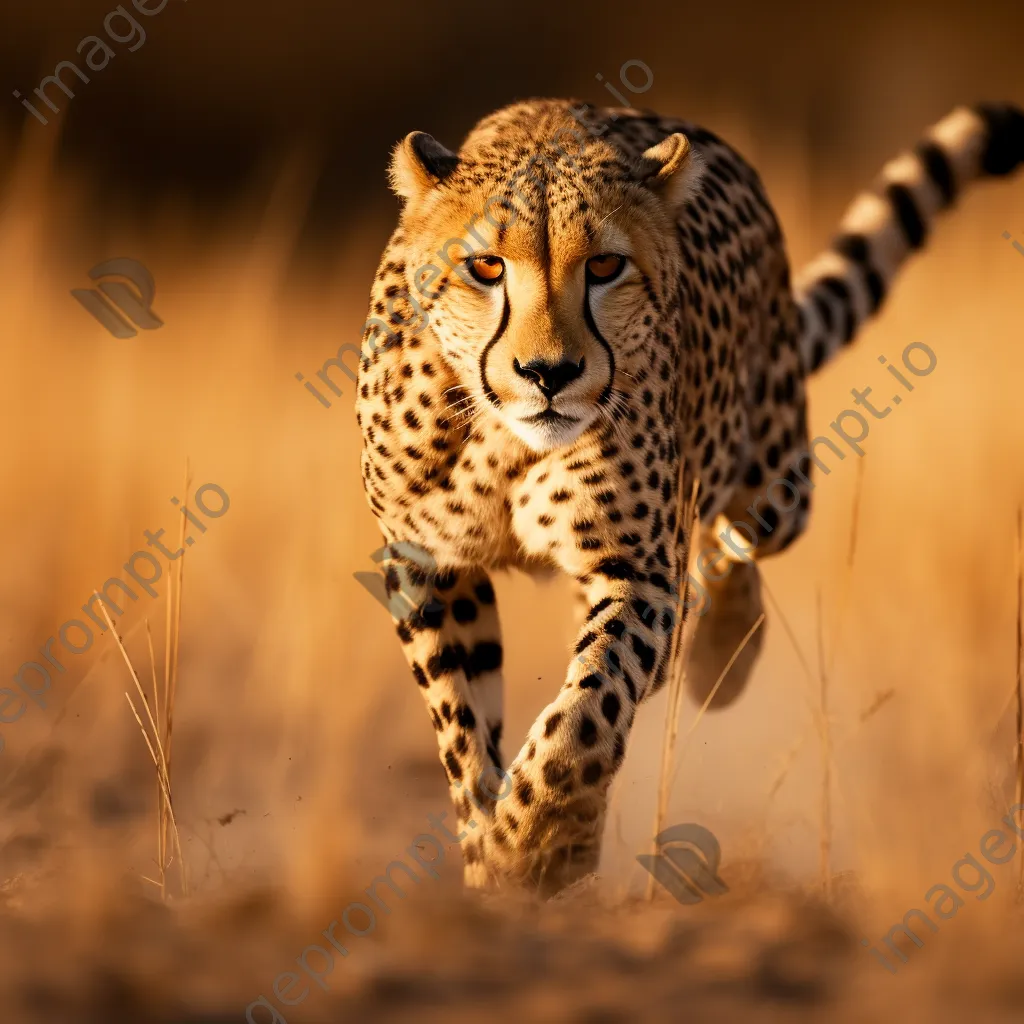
top-left (355, 98), bottom-right (1024, 895)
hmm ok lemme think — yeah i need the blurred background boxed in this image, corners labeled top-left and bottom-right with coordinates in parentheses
top-left (0, 0), bottom-right (1023, 1020)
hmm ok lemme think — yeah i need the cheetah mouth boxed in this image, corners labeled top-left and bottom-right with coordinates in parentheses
top-left (522, 408), bottom-right (580, 425)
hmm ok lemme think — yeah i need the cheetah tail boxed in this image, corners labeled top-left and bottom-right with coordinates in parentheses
top-left (794, 103), bottom-right (1024, 374)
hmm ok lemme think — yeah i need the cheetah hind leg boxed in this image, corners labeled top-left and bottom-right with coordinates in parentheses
top-left (684, 530), bottom-right (766, 709)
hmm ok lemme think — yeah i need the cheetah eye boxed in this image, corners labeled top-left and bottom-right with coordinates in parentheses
top-left (467, 256), bottom-right (505, 285)
top-left (585, 254), bottom-right (626, 283)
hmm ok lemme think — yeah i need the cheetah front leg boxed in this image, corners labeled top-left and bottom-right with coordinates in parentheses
top-left (378, 543), bottom-right (506, 887)
top-left (485, 557), bottom-right (682, 895)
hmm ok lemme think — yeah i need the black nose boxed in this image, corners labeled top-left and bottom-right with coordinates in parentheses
top-left (512, 356), bottom-right (586, 399)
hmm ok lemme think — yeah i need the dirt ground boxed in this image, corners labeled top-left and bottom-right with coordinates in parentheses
top-left (4, 863), bottom-right (1024, 1023)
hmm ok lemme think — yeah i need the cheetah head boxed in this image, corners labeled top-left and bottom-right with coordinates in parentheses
top-left (386, 104), bottom-right (703, 453)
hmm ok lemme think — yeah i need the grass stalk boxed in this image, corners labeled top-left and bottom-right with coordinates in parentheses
top-left (1015, 507), bottom-right (1023, 895)
top-left (145, 620), bottom-right (165, 897)
top-left (669, 612), bottom-right (766, 795)
top-left (816, 587), bottom-right (832, 899)
top-left (159, 461), bottom-right (191, 895)
top-left (645, 473), bottom-right (700, 901)
top-left (826, 456), bottom-right (865, 680)
top-left (96, 595), bottom-right (188, 896)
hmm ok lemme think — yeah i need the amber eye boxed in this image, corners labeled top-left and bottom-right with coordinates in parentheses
top-left (467, 256), bottom-right (505, 285)
top-left (585, 254), bottom-right (626, 283)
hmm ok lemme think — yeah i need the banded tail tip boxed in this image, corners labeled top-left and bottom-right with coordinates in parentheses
top-left (974, 103), bottom-right (1024, 177)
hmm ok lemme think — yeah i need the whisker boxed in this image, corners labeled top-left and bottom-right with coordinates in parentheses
top-left (595, 203), bottom-right (624, 230)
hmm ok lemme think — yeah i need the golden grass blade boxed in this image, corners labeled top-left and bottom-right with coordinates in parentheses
top-left (145, 620), bottom-right (160, 743)
top-left (167, 460), bottom-right (190, 755)
top-left (163, 545), bottom-right (174, 732)
top-left (645, 471), bottom-right (700, 901)
top-left (96, 593), bottom-right (189, 898)
top-left (160, 460), bottom-right (191, 896)
top-left (761, 578), bottom-right (824, 737)
top-left (816, 588), bottom-right (832, 899)
top-left (685, 613), bottom-right (765, 744)
top-left (1015, 506), bottom-right (1023, 895)
top-left (766, 733), bottom-right (810, 802)
top-left (161, 484), bottom-right (176, 886)
top-left (826, 456), bottom-right (866, 679)
top-left (145, 618), bottom-right (166, 897)
top-left (669, 612), bottom-right (766, 793)
top-left (123, 690), bottom-right (187, 894)
top-left (95, 597), bottom-right (171, 793)
top-left (859, 688), bottom-right (895, 724)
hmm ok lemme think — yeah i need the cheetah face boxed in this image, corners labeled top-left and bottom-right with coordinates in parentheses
top-left (388, 122), bottom-right (703, 452)
top-left (427, 236), bottom-right (639, 453)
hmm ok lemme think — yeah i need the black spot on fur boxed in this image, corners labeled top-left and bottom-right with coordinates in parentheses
top-left (452, 598), bottom-right (478, 623)
top-left (594, 558), bottom-right (635, 580)
top-left (444, 750), bottom-right (463, 781)
top-left (466, 641), bottom-right (502, 677)
top-left (542, 760), bottom-right (572, 786)
top-left (631, 599), bottom-right (657, 629)
top-left (434, 570), bottom-right (458, 591)
top-left (631, 635), bottom-right (656, 674)
top-left (544, 712), bottom-right (563, 737)
top-left (601, 691), bottom-right (621, 727)
top-left (579, 716), bottom-right (598, 747)
top-left (428, 644), bottom-right (466, 678)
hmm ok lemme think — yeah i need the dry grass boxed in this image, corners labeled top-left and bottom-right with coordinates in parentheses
top-left (94, 556), bottom-right (189, 898)
top-left (815, 587), bottom-right (832, 898)
top-left (1016, 506), bottom-right (1024, 895)
top-left (645, 477), bottom-right (700, 901)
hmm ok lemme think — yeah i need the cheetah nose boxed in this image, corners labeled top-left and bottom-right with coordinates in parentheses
top-left (512, 356), bottom-right (585, 399)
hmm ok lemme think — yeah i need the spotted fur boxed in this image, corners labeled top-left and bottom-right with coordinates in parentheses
top-left (355, 98), bottom-right (1024, 894)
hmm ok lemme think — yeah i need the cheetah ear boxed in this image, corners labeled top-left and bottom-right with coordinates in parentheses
top-left (388, 132), bottom-right (460, 202)
top-left (637, 133), bottom-right (704, 210)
